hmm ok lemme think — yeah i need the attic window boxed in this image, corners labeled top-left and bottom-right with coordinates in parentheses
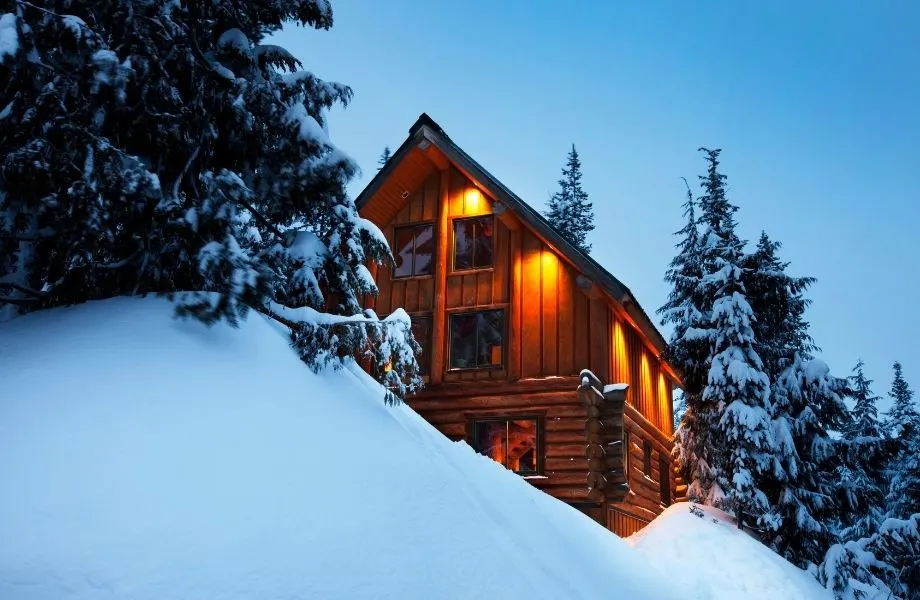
top-left (472, 417), bottom-right (539, 475)
top-left (452, 216), bottom-right (493, 271)
top-left (393, 223), bottom-right (433, 278)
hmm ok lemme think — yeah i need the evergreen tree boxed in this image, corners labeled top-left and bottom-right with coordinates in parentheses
top-left (886, 362), bottom-right (919, 439)
top-left (544, 145), bottom-right (594, 253)
top-left (0, 0), bottom-right (421, 403)
top-left (377, 146), bottom-right (392, 170)
top-left (767, 355), bottom-right (852, 567)
top-left (695, 148), bottom-right (773, 526)
top-left (660, 178), bottom-right (716, 502)
top-left (835, 360), bottom-right (889, 542)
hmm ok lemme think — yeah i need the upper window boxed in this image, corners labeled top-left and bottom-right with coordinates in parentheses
top-left (394, 223), bottom-right (433, 278)
top-left (453, 216), bottom-right (493, 271)
top-left (449, 310), bottom-right (504, 370)
top-left (472, 417), bottom-right (539, 475)
top-left (411, 315), bottom-right (432, 376)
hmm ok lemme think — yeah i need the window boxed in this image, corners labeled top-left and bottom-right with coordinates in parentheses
top-left (659, 455), bottom-right (672, 506)
top-left (449, 310), bottom-right (504, 370)
top-left (643, 440), bottom-right (652, 478)
top-left (472, 417), bottom-right (539, 474)
top-left (453, 216), bottom-right (493, 270)
top-left (410, 315), bottom-right (432, 376)
top-left (393, 223), bottom-right (433, 278)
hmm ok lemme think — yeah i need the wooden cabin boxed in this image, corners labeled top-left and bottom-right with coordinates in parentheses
top-left (356, 114), bottom-right (682, 536)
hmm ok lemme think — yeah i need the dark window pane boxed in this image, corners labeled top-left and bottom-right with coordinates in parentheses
top-left (449, 313), bottom-right (478, 369)
top-left (394, 227), bottom-right (415, 278)
top-left (474, 421), bottom-right (507, 465)
top-left (643, 440), bottom-right (652, 477)
top-left (453, 219), bottom-right (475, 270)
top-left (659, 456), bottom-right (671, 505)
top-left (449, 310), bottom-right (504, 370)
top-left (411, 316), bottom-right (431, 376)
top-left (413, 225), bottom-right (433, 275)
top-left (473, 218), bottom-right (494, 268)
top-left (508, 419), bottom-right (537, 474)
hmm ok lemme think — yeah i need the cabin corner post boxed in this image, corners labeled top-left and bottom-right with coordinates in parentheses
top-left (600, 383), bottom-right (628, 502)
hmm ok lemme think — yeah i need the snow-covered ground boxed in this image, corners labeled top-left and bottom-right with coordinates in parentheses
top-left (0, 298), bottom-right (675, 600)
top-left (630, 503), bottom-right (831, 600)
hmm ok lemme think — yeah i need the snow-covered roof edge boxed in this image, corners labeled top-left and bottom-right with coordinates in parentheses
top-left (355, 113), bottom-right (680, 386)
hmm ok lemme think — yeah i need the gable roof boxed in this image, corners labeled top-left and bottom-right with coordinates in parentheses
top-left (356, 113), bottom-right (675, 378)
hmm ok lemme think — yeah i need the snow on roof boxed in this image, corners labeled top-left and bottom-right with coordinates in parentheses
top-left (0, 298), bottom-right (678, 600)
top-left (628, 503), bottom-right (831, 600)
top-left (603, 383), bottom-right (629, 393)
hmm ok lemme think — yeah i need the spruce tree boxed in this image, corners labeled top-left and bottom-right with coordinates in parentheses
top-left (835, 360), bottom-right (889, 542)
top-left (544, 145), bottom-right (594, 253)
top-left (0, 0), bottom-right (421, 403)
top-left (377, 146), bottom-right (392, 170)
top-left (695, 148), bottom-right (773, 526)
top-left (886, 361), bottom-right (919, 439)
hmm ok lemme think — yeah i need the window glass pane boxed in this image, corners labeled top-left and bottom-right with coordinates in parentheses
top-left (476, 310), bottom-right (504, 368)
top-left (508, 419), bottom-right (537, 474)
top-left (449, 313), bottom-right (478, 369)
top-left (474, 421), bottom-right (507, 466)
top-left (453, 219), bottom-right (475, 270)
top-left (473, 218), bottom-right (494, 268)
top-left (413, 225), bottom-right (433, 275)
top-left (394, 227), bottom-right (415, 278)
top-left (411, 317), bottom-right (431, 376)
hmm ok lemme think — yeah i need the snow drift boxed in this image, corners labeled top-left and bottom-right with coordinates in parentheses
top-left (629, 503), bottom-right (832, 600)
top-left (0, 297), bottom-right (675, 600)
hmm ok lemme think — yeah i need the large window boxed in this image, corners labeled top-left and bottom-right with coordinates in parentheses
top-left (472, 417), bottom-right (539, 474)
top-left (394, 223), bottom-right (433, 278)
top-left (410, 315), bottom-right (432, 376)
top-left (453, 216), bottom-right (493, 271)
top-left (449, 310), bottom-right (504, 370)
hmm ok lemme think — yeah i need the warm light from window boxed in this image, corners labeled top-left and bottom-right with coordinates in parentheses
top-left (464, 188), bottom-right (485, 214)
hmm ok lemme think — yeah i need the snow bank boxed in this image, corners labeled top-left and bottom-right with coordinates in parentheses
top-left (629, 503), bottom-right (831, 600)
top-left (0, 298), bottom-right (677, 600)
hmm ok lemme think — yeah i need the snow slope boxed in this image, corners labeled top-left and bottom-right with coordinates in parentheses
top-left (629, 503), bottom-right (832, 600)
top-left (0, 297), bottom-right (677, 600)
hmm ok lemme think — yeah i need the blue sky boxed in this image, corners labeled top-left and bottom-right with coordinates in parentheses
top-left (271, 0), bottom-right (919, 409)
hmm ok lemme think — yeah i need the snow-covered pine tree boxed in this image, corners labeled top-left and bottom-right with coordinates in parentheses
top-left (818, 513), bottom-right (920, 600)
top-left (659, 178), bottom-right (716, 502)
top-left (835, 360), bottom-right (890, 542)
top-left (886, 362), bottom-right (920, 520)
top-left (695, 148), bottom-right (773, 527)
top-left (886, 362), bottom-right (919, 440)
top-left (377, 146), bottom-right (392, 170)
top-left (767, 355), bottom-right (852, 567)
top-left (544, 145), bottom-right (594, 254)
top-left (0, 0), bottom-right (421, 403)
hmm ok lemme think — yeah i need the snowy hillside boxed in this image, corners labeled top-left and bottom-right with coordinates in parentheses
top-left (0, 298), bottom-right (676, 600)
top-left (630, 503), bottom-right (832, 600)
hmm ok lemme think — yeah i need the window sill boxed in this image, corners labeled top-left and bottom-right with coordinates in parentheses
top-left (391, 274), bottom-right (434, 282)
top-left (449, 267), bottom-right (495, 276)
top-left (446, 365), bottom-right (504, 373)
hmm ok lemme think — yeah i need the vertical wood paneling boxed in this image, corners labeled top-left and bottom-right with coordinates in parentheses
top-left (588, 299), bottom-right (609, 381)
top-left (573, 290), bottom-right (589, 372)
top-left (557, 264), bottom-right (575, 375)
top-left (521, 232), bottom-right (543, 378)
top-left (508, 228), bottom-right (523, 380)
top-left (541, 248), bottom-right (559, 376)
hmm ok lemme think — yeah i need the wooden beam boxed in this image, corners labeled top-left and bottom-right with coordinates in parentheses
top-left (429, 168), bottom-right (450, 384)
top-left (492, 201), bottom-right (521, 230)
top-left (576, 274), bottom-right (604, 300)
top-left (420, 141), bottom-right (450, 171)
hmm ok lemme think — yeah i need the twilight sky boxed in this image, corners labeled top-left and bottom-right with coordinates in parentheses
top-left (271, 0), bottom-right (919, 409)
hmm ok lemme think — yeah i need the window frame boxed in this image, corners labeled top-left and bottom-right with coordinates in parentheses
top-left (451, 215), bottom-right (495, 273)
top-left (447, 308), bottom-right (506, 371)
top-left (392, 221), bottom-right (435, 280)
top-left (469, 414), bottom-right (543, 476)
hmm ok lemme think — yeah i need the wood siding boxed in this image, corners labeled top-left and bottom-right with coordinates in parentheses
top-left (359, 153), bottom-right (679, 536)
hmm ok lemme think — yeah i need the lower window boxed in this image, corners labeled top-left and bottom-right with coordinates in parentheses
top-left (472, 417), bottom-right (539, 475)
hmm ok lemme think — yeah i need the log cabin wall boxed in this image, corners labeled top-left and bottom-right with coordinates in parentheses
top-left (359, 158), bottom-right (679, 535)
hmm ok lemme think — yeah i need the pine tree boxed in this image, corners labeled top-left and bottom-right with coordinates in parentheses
top-left (767, 355), bottom-right (852, 567)
top-left (695, 148), bottom-right (773, 527)
top-left (377, 146), bottom-right (392, 170)
top-left (0, 1), bottom-right (421, 403)
top-left (659, 178), bottom-right (716, 502)
top-left (886, 362), bottom-right (919, 439)
top-left (834, 360), bottom-right (889, 542)
top-left (544, 145), bottom-right (594, 253)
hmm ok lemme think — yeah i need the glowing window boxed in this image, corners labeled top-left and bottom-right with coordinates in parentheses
top-left (472, 417), bottom-right (539, 475)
